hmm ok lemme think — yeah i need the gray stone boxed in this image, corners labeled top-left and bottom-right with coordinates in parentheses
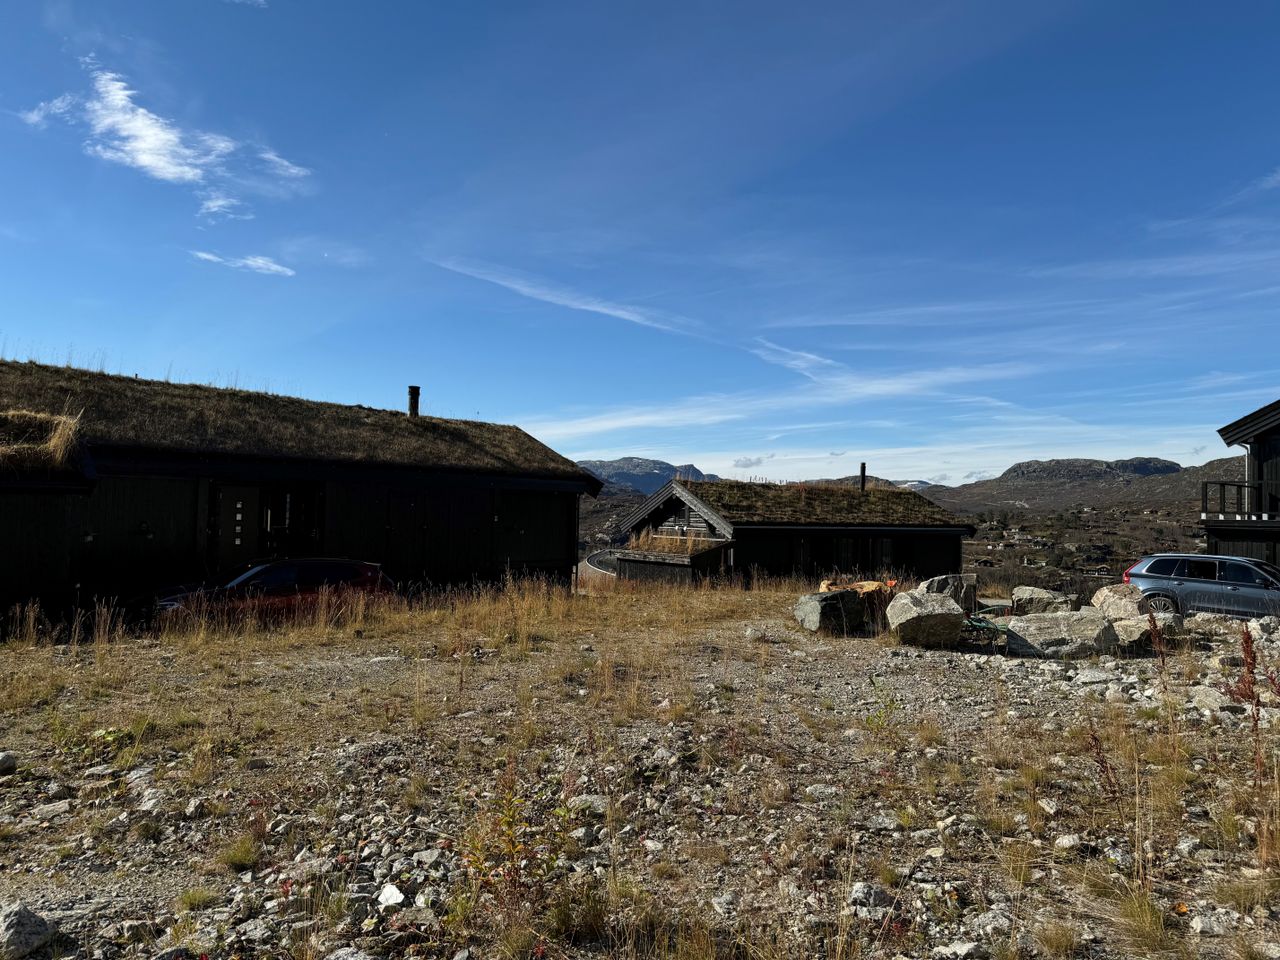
top-left (846, 882), bottom-right (893, 908)
top-left (1113, 613), bottom-right (1182, 647)
top-left (886, 592), bottom-right (964, 648)
top-left (0, 754), bottom-right (15, 777)
top-left (1248, 616), bottom-right (1280, 639)
top-left (0, 903), bottom-right (56, 960)
top-left (1005, 609), bottom-right (1118, 659)
top-left (793, 590), bottom-right (866, 635)
top-left (1072, 667), bottom-right (1114, 685)
top-left (915, 574), bottom-right (977, 612)
top-left (567, 794), bottom-right (609, 816)
top-left (931, 944), bottom-right (984, 960)
top-left (1091, 583), bottom-right (1148, 620)
top-left (30, 800), bottom-right (71, 821)
top-left (1011, 586), bottom-right (1073, 615)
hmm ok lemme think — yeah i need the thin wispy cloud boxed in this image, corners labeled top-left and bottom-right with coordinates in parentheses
top-left (524, 360), bottom-right (1032, 444)
top-left (1036, 249), bottom-right (1280, 280)
top-left (83, 68), bottom-right (235, 183)
top-left (221, 0), bottom-right (268, 7)
top-left (197, 192), bottom-right (253, 221)
top-left (431, 258), bottom-right (692, 334)
top-left (191, 250), bottom-right (295, 276)
top-left (750, 338), bottom-right (843, 380)
top-left (18, 93), bottom-right (76, 128)
top-left (259, 148), bottom-right (309, 178)
top-left (20, 59), bottom-right (309, 220)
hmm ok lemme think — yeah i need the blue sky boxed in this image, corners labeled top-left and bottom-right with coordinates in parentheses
top-left (4, 1), bottom-right (1280, 483)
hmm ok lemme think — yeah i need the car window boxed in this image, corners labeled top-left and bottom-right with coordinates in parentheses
top-left (1143, 558), bottom-right (1179, 576)
top-left (1178, 558), bottom-right (1218, 581)
top-left (252, 564), bottom-right (299, 593)
top-left (225, 563), bottom-right (269, 589)
top-left (1255, 560), bottom-right (1280, 583)
top-left (1221, 561), bottom-right (1268, 586)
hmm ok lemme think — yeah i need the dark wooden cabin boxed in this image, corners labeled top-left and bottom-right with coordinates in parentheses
top-left (0, 361), bottom-right (601, 610)
top-left (1202, 398), bottom-right (1280, 563)
top-left (615, 478), bottom-right (973, 583)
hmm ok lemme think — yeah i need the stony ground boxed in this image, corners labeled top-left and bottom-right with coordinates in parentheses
top-left (1, 582), bottom-right (1279, 960)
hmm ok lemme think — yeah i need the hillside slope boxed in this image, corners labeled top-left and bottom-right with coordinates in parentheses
top-left (922, 456), bottom-right (1244, 514)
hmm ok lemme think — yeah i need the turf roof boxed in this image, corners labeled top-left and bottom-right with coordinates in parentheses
top-left (0, 360), bottom-right (597, 487)
top-left (681, 479), bottom-right (967, 527)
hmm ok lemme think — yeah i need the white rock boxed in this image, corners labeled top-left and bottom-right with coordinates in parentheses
top-left (805, 783), bottom-right (840, 800)
top-left (377, 883), bottom-right (405, 908)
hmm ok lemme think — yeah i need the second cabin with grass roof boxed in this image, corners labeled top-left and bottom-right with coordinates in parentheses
top-left (615, 476), bottom-right (974, 584)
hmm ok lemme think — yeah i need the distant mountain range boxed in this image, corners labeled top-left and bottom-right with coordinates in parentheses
top-left (576, 454), bottom-right (1247, 546)
top-left (578, 457), bottom-right (720, 495)
top-left (917, 456), bottom-right (1244, 514)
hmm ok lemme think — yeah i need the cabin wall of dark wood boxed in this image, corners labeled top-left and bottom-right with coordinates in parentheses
top-left (0, 476), bottom-right (206, 610)
top-left (616, 556), bottom-right (694, 585)
top-left (731, 528), bottom-right (963, 580)
top-left (1254, 428), bottom-right (1280, 513)
top-left (1205, 526), bottom-right (1279, 564)
top-left (2, 466), bottom-right (582, 611)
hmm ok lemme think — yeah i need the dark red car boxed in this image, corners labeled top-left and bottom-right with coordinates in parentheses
top-left (156, 558), bottom-right (392, 617)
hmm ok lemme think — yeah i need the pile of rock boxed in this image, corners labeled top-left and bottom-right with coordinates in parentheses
top-left (803, 575), bottom-right (1265, 662)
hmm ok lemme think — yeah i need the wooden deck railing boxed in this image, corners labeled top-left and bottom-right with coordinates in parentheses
top-left (1201, 480), bottom-right (1262, 517)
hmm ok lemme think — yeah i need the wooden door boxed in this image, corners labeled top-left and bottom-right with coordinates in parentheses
top-left (213, 485), bottom-right (260, 573)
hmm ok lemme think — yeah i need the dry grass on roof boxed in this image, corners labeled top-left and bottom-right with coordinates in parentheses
top-left (681, 478), bottom-right (965, 527)
top-left (0, 409), bottom-right (79, 468)
top-left (0, 360), bottom-right (591, 481)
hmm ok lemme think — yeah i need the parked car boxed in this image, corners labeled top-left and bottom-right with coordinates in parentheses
top-left (1123, 553), bottom-right (1280, 618)
top-left (156, 558), bottom-right (392, 617)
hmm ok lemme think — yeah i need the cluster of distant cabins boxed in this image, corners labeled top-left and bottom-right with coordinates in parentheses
top-left (2, 359), bottom-right (1277, 610)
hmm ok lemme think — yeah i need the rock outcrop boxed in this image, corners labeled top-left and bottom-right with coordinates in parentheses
top-left (1091, 583), bottom-right (1147, 620)
top-left (915, 574), bottom-right (977, 613)
top-left (886, 592), bottom-right (964, 647)
top-left (0, 903), bottom-right (55, 960)
top-left (1011, 586), bottom-right (1075, 615)
top-left (794, 590), bottom-right (866, 635)
top-left (1005, 608), bottom-right (1119, 659)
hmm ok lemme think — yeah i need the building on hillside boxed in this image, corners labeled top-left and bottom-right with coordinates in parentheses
top-left (614, 478), bottom-right (974, 584)
top-left (0, 361), bottom-right (600, 609)
top-left (1202, 398), bottom-right (1280, 563)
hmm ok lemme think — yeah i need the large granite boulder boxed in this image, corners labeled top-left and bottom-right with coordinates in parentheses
top-left (915, 574), bottom-right (977, 612)
top-left (886, 592), bottom-right (964, 648)
top-left (1112, 613), bottom-right (1183, 648)
top-left (1005, 609), bottom-right (1119, 659)
top-left (1011, 586), bottom-right (1074, 615)
top-left (0, 903), bottom-right (55, 960)
top-left (794, 590), bottom-right (866, 635)
top-left (1091, 583), bottom-right (1147, 620)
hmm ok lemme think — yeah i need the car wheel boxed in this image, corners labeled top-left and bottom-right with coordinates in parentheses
top-left (1146, 594), bottom-right (1178, 615)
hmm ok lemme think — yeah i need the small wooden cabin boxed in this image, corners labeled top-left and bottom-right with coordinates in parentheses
top-left (0, 361), bottom-right (600, 610)
top-left (616, 478), bottom-right (973, 582)
top-left (1203, 398), bottom-right (1280, 563)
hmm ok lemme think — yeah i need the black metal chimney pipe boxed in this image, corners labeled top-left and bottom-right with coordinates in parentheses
top-left (408, 385), bottom-right (421, 418)
top-left (860, 462), bottom-right (866, 492)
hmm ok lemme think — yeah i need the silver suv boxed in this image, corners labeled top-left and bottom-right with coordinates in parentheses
top-left (1125, 554), bottom-right (1280, 618)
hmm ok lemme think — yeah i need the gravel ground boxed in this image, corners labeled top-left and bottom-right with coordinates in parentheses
top-left (1, 589), bottom-right (1279, 960)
